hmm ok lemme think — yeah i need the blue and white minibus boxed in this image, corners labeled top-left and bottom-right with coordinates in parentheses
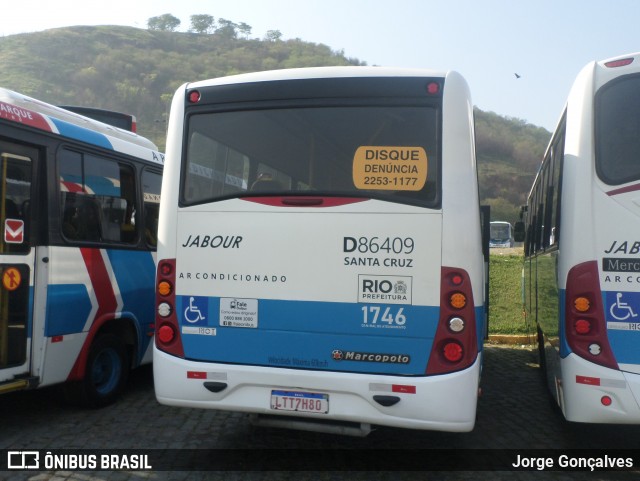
top-left (154, 67), bottom-right (486, 434)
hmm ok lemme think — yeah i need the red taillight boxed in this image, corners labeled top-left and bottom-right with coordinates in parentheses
top-left (443, 342), bottom-right (463, 362)
top-left (601, 396), bottom-right (613, 406)
top-left (574, 319), bottom-right (591, 335)
top-left (158, 324), bottom-right (175, 344)
top-left (565, 261), bottom-right (617, 370)
top-left (426, 267), bottom-right (478, 374)
top-left (160, 262), bottom-right (173, 276)
top-left (155, 258), bottom-right (184, 357)
top-left (604, 57), bottom-right (634, 68)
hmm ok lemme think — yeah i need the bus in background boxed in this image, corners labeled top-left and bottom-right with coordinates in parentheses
top-left (516, 52), bottom-right (640, 424)
top-left (154, 67), bottom-right (487, 435)
top-left (489, 221), bottom-right (514, 248)
top-left (0, 87), bottom-right (164, 407)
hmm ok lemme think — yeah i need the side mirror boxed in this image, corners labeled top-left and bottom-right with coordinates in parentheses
top-left (514, 221), bottom-right (525, 242)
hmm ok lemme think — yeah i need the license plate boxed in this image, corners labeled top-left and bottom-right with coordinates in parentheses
top-left (270, 390), bottom-right (329, 414)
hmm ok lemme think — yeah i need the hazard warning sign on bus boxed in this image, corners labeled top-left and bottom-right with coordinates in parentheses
top-left (2, 267), bottom-right (22, 291)
top-left (4, 218), bottom-right (24, 244)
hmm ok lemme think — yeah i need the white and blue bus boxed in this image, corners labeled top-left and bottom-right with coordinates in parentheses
top-left (154, 67), bottom-right (486, 434)
top-left (489, 221), bottom-right (514, 248)
top-left (516, 52), bottom-right (640, 423)
top-left (0, 87), bottom-right (163, 406)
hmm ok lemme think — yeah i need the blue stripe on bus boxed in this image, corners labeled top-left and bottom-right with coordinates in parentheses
top-left (50, 118), bottom-right (113, 150)
top-left (177, 296), bottom-right (441, 375)
top-left (45, 284), bottom-right (92, 336)
top-left (606, 330), bottom-right (640, 365)
top-left (106, 249), bottom-right (156, 363)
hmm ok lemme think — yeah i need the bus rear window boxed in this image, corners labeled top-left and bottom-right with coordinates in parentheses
top-left (182, 105), bottom-right (440, 207)
top-left (596, 74), bottom-right (640, 185)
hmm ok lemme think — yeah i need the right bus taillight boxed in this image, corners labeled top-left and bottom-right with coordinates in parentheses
top-left (426, 267), bottom-right (478, 374)
top-left (155, 258), bottom-right (184, 358)
top-left (564, 261), bottom-right (618, 370)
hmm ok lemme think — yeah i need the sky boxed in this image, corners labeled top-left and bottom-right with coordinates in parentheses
top-left (3, 0), bottom-right (640, 131)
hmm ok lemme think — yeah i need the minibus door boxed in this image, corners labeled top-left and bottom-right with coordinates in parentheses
top-left (0, 141), bottom-right (37, 392)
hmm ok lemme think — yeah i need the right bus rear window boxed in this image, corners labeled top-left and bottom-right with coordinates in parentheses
top-left (596, 74), bottom-right (640, 185)
top-left (182, 105), bottom-right (440, 208)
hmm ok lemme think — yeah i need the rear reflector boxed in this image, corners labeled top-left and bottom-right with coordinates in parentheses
top-left (576, 375), bottom-right (600, 386)
top-left (392, 384), bottom-right (417, 394)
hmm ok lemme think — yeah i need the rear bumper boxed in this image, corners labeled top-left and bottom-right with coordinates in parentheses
top-left (153, 347), bottom-right (481, 432)
top-left (561, 353), bottom-right (640, 423)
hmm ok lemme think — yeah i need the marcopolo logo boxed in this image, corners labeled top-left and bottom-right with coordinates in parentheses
top-left (358, 275), bottom-right (412, 304)
top-left (331, 350), bottom-right (411, 364)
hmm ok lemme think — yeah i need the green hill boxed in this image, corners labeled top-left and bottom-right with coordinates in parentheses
top-left (475, 110), bottom-right (550, 223)
top-left (0, 25), bottom-right (549, 222)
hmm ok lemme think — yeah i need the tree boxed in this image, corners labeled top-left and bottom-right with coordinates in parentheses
top-left (237, 22), bottom-right (252, 39)
top-left (147, 14), bottom-right (181, 32)
top-left (484, 197), bottom-right (521, 225)
top-left (264, 30), bottom-right (282, 42)
top-left (190, 14), bottom-right (215, 34)
top-left (216, 18), bottom-right (238, 39)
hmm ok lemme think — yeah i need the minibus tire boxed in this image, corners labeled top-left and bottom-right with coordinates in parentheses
top-left (69, 333), bottom-right (130, 408)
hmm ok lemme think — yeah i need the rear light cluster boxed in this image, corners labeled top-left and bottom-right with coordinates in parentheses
top-left (565, 261), bottom-right (617, 370)
top-left (155, 259), bottom-right (184, 357)
top-left (426, 267), bottom-right (478, 374)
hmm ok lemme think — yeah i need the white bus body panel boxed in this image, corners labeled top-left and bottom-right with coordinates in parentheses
top-left (155, 349), bottom-right (480, 432)
top-left (561, 353), bottom-right (640, 423)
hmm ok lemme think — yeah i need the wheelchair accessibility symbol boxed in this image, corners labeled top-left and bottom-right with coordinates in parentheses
top-left (184, 296), bottom-right (208, 325)
top-left (610, 292), bottom-right (638, 321)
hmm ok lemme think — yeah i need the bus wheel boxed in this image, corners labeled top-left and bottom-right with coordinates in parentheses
top-left (75, 334), bottom-right (130, 408)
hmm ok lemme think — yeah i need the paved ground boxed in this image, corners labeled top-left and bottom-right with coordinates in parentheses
top-left (1, 344), bottom-right (639, 480)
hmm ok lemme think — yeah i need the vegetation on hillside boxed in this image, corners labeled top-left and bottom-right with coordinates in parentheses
top-left (0, 25), bottom-right (364, 147)
top-left (475, 111), bottom-right (550, 223)
top-left (0, 25), bottom-right (550, 223)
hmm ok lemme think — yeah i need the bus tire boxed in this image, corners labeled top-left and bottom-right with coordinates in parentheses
top-left (73, 333), bottom-right (130, 408)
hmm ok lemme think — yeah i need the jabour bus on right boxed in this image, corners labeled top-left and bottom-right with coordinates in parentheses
top-left (516, 52), bottom-right (640, 423)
